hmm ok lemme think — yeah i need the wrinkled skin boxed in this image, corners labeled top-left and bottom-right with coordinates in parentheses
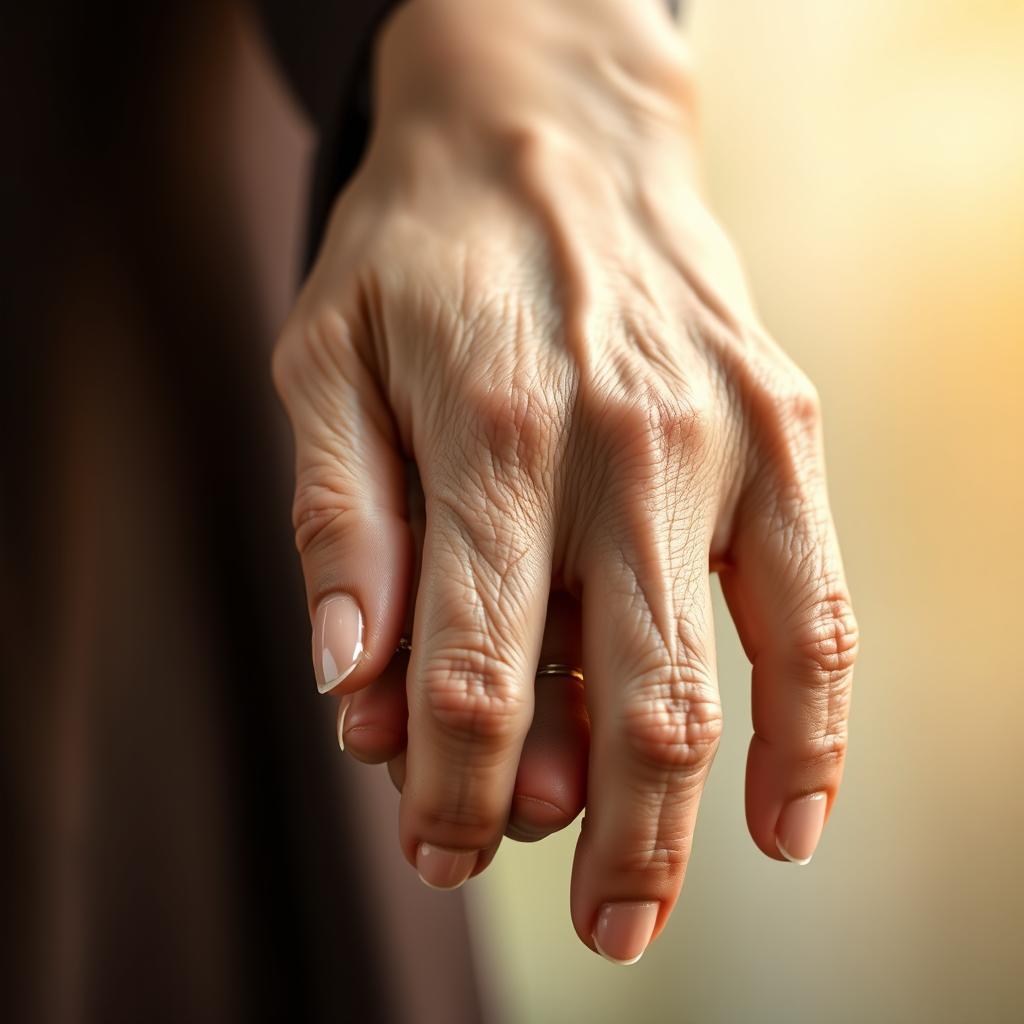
top-left (272, 0), bottom-right (857, 960)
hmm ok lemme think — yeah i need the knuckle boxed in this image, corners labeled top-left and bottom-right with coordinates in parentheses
top-left (605, 830), bottom-right (692, 877)
top-left (455, 380), bottom-right (564, 484)
top-left (275, 308), bottom-right (357, 395)
top-left (428, 383), bottom-right (562, 537)
top-left (794, 592), bottom-right (860, 682)
top-left (289, 466), bottom-right (356, 556)
top-left (790, 592), bottom-right (857, 764)
top-left (621, 663), bottom-right (723, 774)
top-left (757, 365), bottom-right (824, 462)
top-left (808, 722), bottom-right (850, 766)
top-left (775, 371), bottom-right (823, 433)
top-left (420, 644), bottom-right (527, 746)
top-left (589, 378), bottom-right (717, 471)
top-left (745, 347), bottom-right (825, 468)
top-left (658, 397), bottom-right (715, 462)
top-left (665, 391), bottom-right (716, 451)
top-left (790, 724), bottom-right (849, 776)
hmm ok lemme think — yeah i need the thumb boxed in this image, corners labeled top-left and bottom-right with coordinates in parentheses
top-left (272, 308), bottom-right (412, 696)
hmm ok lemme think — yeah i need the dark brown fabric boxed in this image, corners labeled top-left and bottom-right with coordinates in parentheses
top-left (1, 3), bottom-right (483, 1022)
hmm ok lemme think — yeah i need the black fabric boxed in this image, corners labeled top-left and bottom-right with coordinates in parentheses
top-left (0, 4), bottom-right (399, 1022)
top-left (256, 0), bottom-right (398, 134)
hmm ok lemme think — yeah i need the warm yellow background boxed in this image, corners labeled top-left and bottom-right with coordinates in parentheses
top-left (469, 3), bottom-right (1024, 1021)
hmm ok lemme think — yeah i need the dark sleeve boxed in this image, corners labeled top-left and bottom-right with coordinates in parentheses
top-left (253, 0), bottom-right (399, 259)
top-left (254, 0), bottom-right (399, 135)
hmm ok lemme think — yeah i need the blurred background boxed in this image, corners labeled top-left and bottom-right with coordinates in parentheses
top-left (3, 1), bottom-right (1021, 1022)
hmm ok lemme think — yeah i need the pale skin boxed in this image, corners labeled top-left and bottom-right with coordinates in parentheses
top-left (272, 0), bottom-right (858, 964)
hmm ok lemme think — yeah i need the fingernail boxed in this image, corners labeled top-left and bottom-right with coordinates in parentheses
top-left (337, 699), bottom-right (350, 751)
top-left (592, 901), bottom-right (659, 965)
top-left (415, 843), bottom-right (478, 891)
top-left (776, 791), bottom-right (828, 865)
top-left (313, 594), bottom-right (364, 694)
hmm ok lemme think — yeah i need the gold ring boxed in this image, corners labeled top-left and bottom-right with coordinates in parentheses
top-left (536, 663), bottom-right (584, 683)
top-left (396, 641), bottom-right (582, 683)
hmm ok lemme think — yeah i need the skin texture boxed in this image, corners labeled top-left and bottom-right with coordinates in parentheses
top-left (272, 0), bottom-right (858, 960)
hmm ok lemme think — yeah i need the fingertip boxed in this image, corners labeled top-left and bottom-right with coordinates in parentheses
top-left (506, 794), bottom-right (577, 842)
top-left (568, 838), bottom-right (681, 963)
top-left (507, 687), bottom-right (587, 841)
top-left (342, 723), bottom-right (406, 764)
top-left (415, 844), bottom-right (478, 891)
top-left (508, 633), bottom-right (588, 842)
top-left (744, 736), bottom-right (784, 859)
top-left (591, 901), bottom-right (660, 965)
top-left (745, 738), bottom-right (836, 863)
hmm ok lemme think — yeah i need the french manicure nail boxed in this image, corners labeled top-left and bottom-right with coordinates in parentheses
top-left (416, 843), bottom-right (478, 891)
top-left (337, 699), bottom-right (350, 751)
top-left (313, 594), bottom-right (364, 694)
top-left (592, 901), bottom-right (659, 965)
top-left (776, 791), bottom-right (828, 865)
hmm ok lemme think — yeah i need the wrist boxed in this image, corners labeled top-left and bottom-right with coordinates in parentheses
top-left (372, 0), bottom-right (696, 157)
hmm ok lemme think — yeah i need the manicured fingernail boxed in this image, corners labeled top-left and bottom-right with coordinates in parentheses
top-left (415, 843), bottom-right (478, 891)
top-left (776, 791), bottom-right (828, 865)
top-left (313, 594), bottom-right (364, 694)
top-left (337, 699), bottom-right (350, 751)
top-left (592, 901), bottom-right (659, 965)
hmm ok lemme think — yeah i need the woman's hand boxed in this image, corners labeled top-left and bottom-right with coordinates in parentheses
top-left (272, 0), bottom-right (858, 964)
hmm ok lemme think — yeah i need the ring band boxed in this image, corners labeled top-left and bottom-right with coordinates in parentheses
top-left (536, 663), bottom-right (584, 683)
top-left (396, 639), bottom-right (582, 683)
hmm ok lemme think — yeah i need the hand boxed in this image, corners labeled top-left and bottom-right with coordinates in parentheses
top-left (272, 0), bottom-right (858, 963)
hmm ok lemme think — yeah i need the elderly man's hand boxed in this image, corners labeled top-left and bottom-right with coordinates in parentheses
top-left (272, 0), bottom-right (857, 965)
